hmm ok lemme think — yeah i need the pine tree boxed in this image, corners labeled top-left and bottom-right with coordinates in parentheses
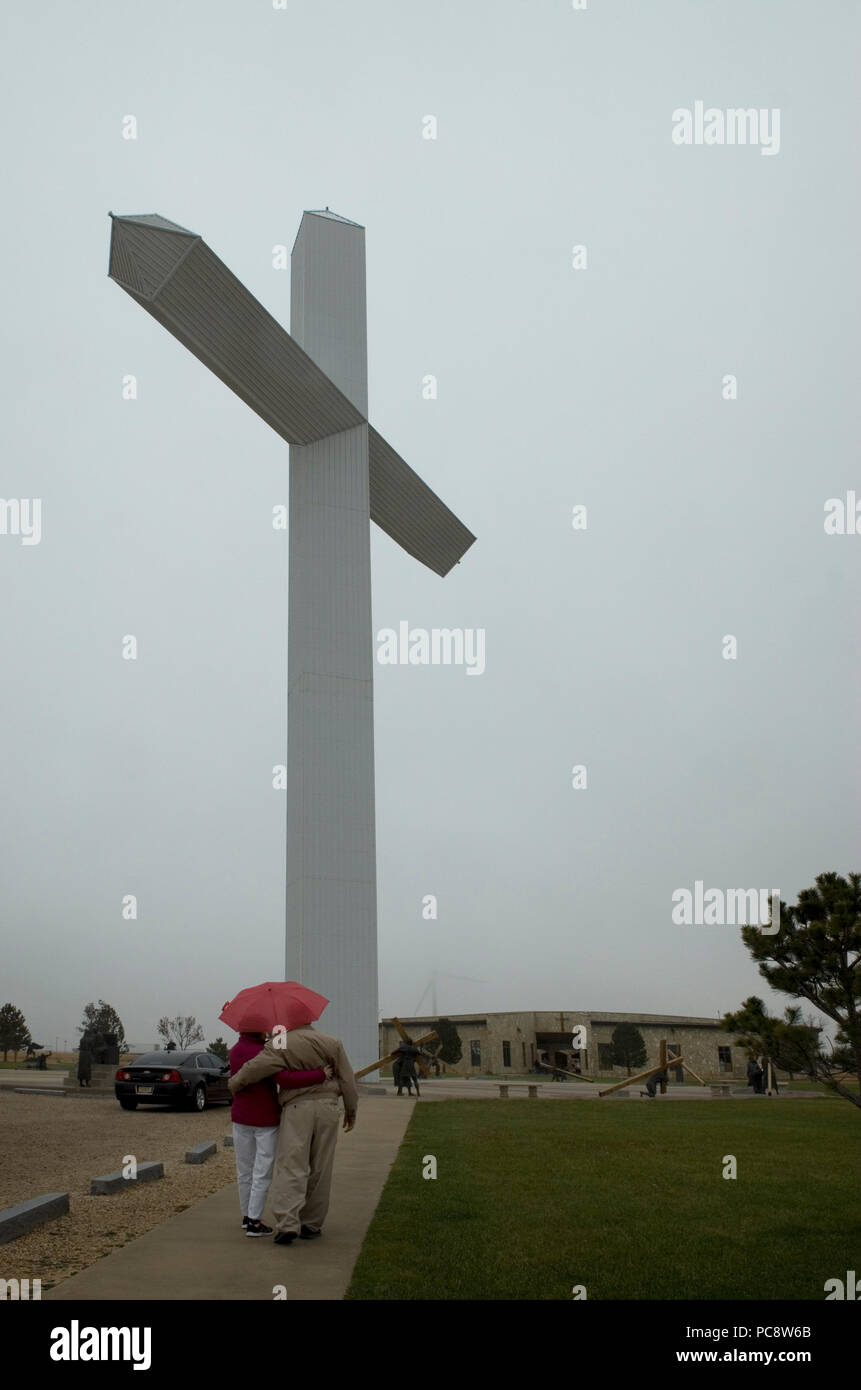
top-left (0, 1003), bottom-right (31, 1061)
top-left (609, 1022), bottom-right (647, 1075)
top-left (78, 1000), bottom-right (127, 1054)
top-left (733, 871), bottom-right (861, 1112)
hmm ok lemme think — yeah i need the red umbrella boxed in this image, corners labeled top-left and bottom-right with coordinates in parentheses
top-left (219, 982), bottom-right (329, 1035)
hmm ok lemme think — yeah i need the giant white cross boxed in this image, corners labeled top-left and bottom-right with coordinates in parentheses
top-left (108, 209), bottom-right (475, 1068)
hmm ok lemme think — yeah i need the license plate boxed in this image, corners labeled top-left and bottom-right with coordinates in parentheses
top-left (136, 1086), bottom-right (154, 1095)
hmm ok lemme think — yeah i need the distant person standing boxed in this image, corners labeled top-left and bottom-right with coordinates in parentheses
top-left (391, 1050), bottom-right (404, 1093)
top-left (395, 1042), bottom-right (422, 1097)
top-left (77, 1046), bottom-right (92, 1088)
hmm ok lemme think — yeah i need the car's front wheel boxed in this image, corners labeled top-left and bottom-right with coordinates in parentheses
top-left (190, 1083), bottom-right (206, 1112)
top-left (119, 1098), bottom-right (138, 1111)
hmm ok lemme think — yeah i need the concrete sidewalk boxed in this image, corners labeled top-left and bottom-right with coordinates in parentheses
top-left (0, 1071), bottom-right (67, 1090)
top-left (47, 1097), bottom-right (412, 1302)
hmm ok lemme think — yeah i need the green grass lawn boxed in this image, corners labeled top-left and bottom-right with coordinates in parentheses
top-left (346, 1098), bottom-right (861, 1300)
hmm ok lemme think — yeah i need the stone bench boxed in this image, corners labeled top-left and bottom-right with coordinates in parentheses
top-left (0, 1193), bottom-right (69, 1245)
top-left (185, 1141), bottom-right (217, 1165)
top-left (90, 1162), bottom-right (164, 1195)
top-left (497, 1084), bottom-right (540, 1099)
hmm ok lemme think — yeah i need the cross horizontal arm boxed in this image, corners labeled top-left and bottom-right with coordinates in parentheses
top-left (109, 214), bottom-right (364, 445)
top-left (597, 1058), bottom-right (685, 1097)
top-left (369, 427), bottom-right (476, 577)
top-left (354, 1030), bottom-right (438, 1079)
top-left (108, 214), bottom-right (475, 578)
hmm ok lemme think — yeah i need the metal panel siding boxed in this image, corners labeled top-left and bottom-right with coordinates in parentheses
top-left (291, 212), bottom-right (368, 415)
top-left (286, 424), bottom-right (378, 1071)
top-left (109, 217), bottom-right (197, 298)
top-left (108, 212), bottom-right (476, 580)
top-left (108, 227), bottom-right (145, 296)
top-left (109, 223), bottom-right (364, 445)
top-left (368, 427), bottom-right (477, 576)
top-left (106, 210), bottom-right (473, 1065)
top-left (156, 242), bottom-right (364, 442)
top-left (290, 215), bottom-right (473, 577)
top-left (119, 213), bottom-right (198, 233)
top-left (287, 215), bottom-right (378, 1070)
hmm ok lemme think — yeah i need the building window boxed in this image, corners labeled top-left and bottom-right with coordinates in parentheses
top-left (470, 1040), bottom-right (481, 1068)
top-left (502, 1041), bottom-right (511, 1068)
top-left (522, 1041), bottom-right (527, 1067)
top-left (718, 1046), bottom-right (732, 1073)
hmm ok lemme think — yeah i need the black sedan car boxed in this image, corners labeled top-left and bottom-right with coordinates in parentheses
top-left (115, 1052), bottom-right (232, 1111)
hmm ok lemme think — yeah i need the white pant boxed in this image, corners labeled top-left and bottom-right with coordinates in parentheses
top-left (232, 1122), bottom-right (279, 1222)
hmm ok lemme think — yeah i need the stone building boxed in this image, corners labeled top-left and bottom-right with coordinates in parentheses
top-left (379, 1010), bottom-right (750, 1080)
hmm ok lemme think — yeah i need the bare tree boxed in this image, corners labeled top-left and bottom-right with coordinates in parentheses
top-left (157, 1015), bottom-right (204, 1050)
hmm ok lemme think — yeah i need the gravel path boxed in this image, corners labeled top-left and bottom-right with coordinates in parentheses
top-left (0, 1092), bottom-right (240, 1290)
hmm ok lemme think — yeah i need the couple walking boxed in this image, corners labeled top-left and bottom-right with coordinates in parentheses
top-left (222, 983), bottom-right (358, 1245)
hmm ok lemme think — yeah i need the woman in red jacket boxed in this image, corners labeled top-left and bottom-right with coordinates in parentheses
top-left (230, 1031), bottom-right (332, 1236)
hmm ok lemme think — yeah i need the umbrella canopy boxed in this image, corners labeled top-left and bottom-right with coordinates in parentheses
top-left (219, 982), bottom-right (329, 1035)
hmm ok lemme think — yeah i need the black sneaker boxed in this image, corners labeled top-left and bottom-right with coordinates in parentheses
top-left (274, 1231), bottom-right (297, 1245)
top-left (245, 1219), bottom-right (273, 1237)
top-left (299, 1225), bottom-right (321, 1239)
top-left (241, 1216), bottom-right (249, 1229)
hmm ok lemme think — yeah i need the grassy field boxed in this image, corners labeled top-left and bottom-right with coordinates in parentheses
top-left (347, 1098), bottom-right (861, 1300)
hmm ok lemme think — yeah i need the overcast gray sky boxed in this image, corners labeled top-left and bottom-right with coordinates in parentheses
top-left (1, 0), bottom-right (858, 1052)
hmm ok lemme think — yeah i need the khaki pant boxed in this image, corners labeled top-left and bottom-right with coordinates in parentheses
top-left (271, 1095), bottom-right (340, 1235)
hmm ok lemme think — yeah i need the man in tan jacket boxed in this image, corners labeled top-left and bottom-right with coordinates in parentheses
top-left (228, 1024), bottom-right (358, 1244)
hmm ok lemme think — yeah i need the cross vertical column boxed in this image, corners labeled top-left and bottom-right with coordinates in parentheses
top-left (286, 211), bottom-right (379, 1070)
